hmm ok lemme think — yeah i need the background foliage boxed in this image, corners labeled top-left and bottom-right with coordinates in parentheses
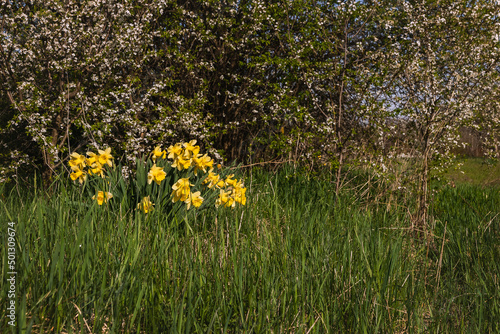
top-left (2, 0), bottom-right (498, 181)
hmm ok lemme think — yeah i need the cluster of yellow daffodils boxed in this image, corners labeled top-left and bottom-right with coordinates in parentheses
top-left (69, 148), bottom-right (113, 182)
top-left (144, 141), bottom-right (209, 211)
top-left (171, 178), bottom-right (204, 209)
top-left (142, 140), bottom-right (246, 212)
top-left (202, 172), bottom-right (247, 207)
top-left (209, 174), bottom-right (247, 208)
top-left (68, 147), bottom-right (114, 205)
top-left (69, 141), bottom-right (247, 213)
top-left (164, 140), bottom-right (214, 173)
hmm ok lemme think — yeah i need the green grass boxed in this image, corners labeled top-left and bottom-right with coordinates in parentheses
top-left (0, 167), bottom-right (499, 333)
top-left (444, 158), bottom-right (500, 186)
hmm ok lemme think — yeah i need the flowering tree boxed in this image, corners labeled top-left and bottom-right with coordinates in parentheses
top-left (1, 0), bottom-right (170, 181)
top-left (382, 0), bottom-right (500, 227)
top-left (295, 0), bottom-right (398, 194)
top-left (1, 0), bottom-right (251, 182)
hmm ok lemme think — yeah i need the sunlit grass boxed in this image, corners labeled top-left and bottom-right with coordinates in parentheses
top-left (445, 157), bottom-right (500, 186)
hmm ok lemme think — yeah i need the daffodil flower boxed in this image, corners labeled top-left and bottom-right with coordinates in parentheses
top-left (191, 154), bottom-right (203, 174)
top-left (69, 152), bottom-right (86, 169)
top-left (147, 164), bottom-right (166, 185)
top-left (89, 162), bottom-right (105, 178)
top-left (182, 140), bottom-right (200, 158)
top-left (172, 178), bottom-right (193, 202)
top-left (171, 155), bottom-right (191, 171)
top-left (86, 152), bottom-right (98, 166)
top-left (185, 191), bottom-right (203, 210)
top-left (216, 189), bottom-right (235, 208)
top-left (225, 174), bottom-right (237, 187)
top-left (200, 154), bottom-right (214, 170)
top-left (92, 191), bottom-right (113, 205)
top-left (167, 143), bottom-right (183, 160)
top-left (203, 172), bottom-right (221, 188)
top-left (151, 146), bottom-right (166, 162)
top-left (193, 153), bottom-right (213, 174)
top-left (183, 140), bottom-right (197, 151)
top-left (70, 168), bottom-right (87, 184)
top-left (97, 147), bottom-right (113, 167)
top-left (137, 196), bottom-right (154, 213)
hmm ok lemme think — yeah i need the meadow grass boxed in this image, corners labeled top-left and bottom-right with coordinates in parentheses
top-left (0, 167), bottom-right (499, 333)
top-left (444, 157), bottom-right (500, 186)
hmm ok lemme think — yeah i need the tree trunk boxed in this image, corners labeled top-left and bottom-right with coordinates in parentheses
top-left (417, 149), bottom-right (430, 233)
top-left (42, 114), bottom-right (62, 187)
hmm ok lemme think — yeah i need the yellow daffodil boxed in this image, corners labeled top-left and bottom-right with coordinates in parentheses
top-left (89, 162), bottom-right (105, 178)
top-left (232, 186), bottom-right (247, 205)
top-left (183, 140), bottom-right (198, 152)
top-left (151, 146), bottom-right (166, 162)
top-left (185, 191), bottom-right (203, 210)
top-left (70, 168), bottom-right (87, 184)
top-left (86, 152), bottom-right (98, 166)
top-left (69, 152), bottom-right (86, 169)
top-left (230, 179), bottom-right (244, 191)
top-left (148, 164), bottom-right (166, 185)
top-left (201, 154), bottom-right (214, 170)
top-left (184, 146), bottom-right (200, 159)
top-left (225, 174), bottom-right (237, 187)
top-left (97, 147), bottom-right (113, 167)
top-left (183, 143), bottom-right (200, 159)
top-left (167, 143), bottom-right (183, 160)
top-left (202, 172), bottom-right (221, 188)
top-left (172, 178), bottom-right (193, 202)
top-left (171, 154), bottom-right (191, 171)
top-left (191, 154), bottom-right (203, 174)
top-left (193, 153), bottom-right (213, 174)
top-left (92, 191), bottom-right (113, 205)
top-left (216, 189), bottom-right (235, 208)
top-left (137, 196), bottom-right (154, 213)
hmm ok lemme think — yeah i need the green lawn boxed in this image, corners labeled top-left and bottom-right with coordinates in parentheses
top-left (1, 167), bottom-right (499, 333)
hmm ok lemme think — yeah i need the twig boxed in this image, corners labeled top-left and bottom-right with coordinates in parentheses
top-left (72, 302), bottom-right (92, 333)
top-left (305, 314), bottom-right (321, 334)
top-left (229, 159), bottom-right (295, 169)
